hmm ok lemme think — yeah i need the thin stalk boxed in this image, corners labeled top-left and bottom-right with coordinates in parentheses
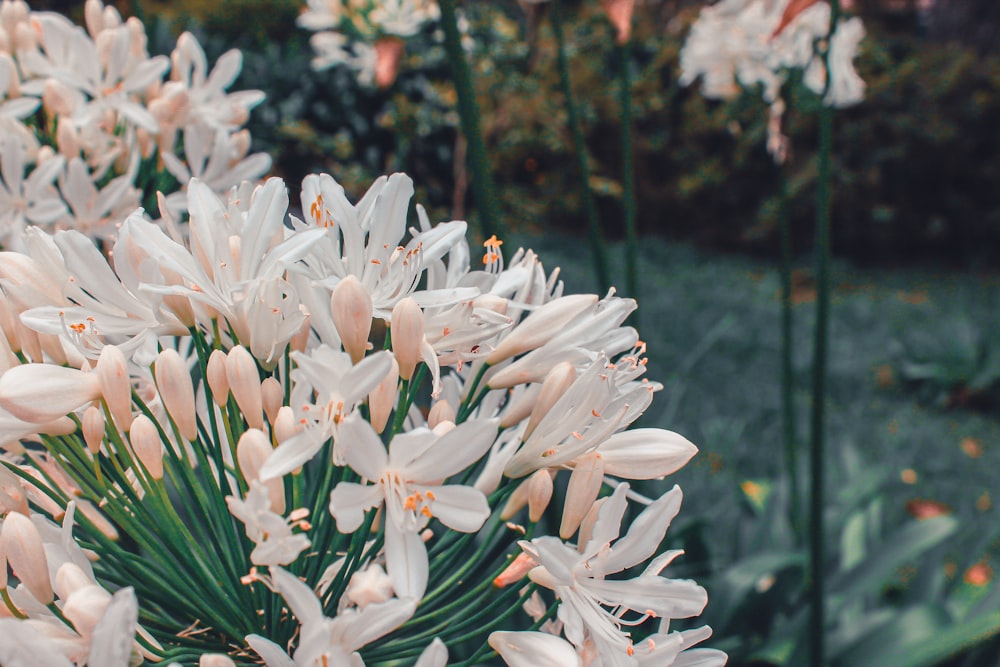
top-left (617, 38), bottom-right (639, 321)
top-left (550, 0), bottom-right (611, 293)
top-left (438, 0), bottom-right (504, 241)
top-left (777, 163), bottom-right (801, 543)
top-left (809, 0), bottom-right (841, 662)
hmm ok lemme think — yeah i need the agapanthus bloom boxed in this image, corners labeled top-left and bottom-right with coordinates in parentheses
top-left (0, 170), bottom-right (722, 665)
top-left (0, 0), bottom-right (267, 247)
top-left (298, 0), bottom-right (440, 87)
top-left (680, 0), bottom-right (865, 161)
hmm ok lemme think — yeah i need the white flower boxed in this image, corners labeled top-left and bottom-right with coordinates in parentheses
top-left (226, 482), bottom-right (311, 567)
top-left (804, 15), bottom-right (866, 108)
top-left (0, 137), bottom-right (66, 246)
top-left (521, 484), bottom-right (709, 664)
top-left (328, 413), bottom-right (497, 597)
top-left (57, 156), bottom-right (140, 240)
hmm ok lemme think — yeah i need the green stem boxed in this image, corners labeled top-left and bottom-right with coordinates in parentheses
top-left (550, 0), bottom-right (611, 294)
top-left (438, 0), bottom-right (504, 241)
top-left (810, 0), bottom-right (841, 662)
top-left (777, 163), bottom-right (800, 544)
top-left (617, 36), bottom-right (638, 321)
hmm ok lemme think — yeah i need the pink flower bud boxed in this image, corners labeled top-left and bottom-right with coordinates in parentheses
top-left (129, 414), bottom-right (164, 480)
top-left (199, 656), bottom-right (237, 667)
top-left (96, 345), bottom-right (133, 431)
top-left (207, 349), bottom-right (229, 406)
top-left (82, 405), bottom-right (105, 455)
top-left (601, 0), bottom-right (635, 45)
top-left (2, 511), bottom-right (54, 605)
top-left (374, 36), bottom-right (405, 90)
top-left (561, 452), bottom-right (606, 539)
top-left (261, 377), bottom-right (283, 427)
top-left (226, 346), bottom-right (263, 430)
top-left (391, 298), bottom-right (424, 381)
top-left (154, 349), bottom-right (197, 441)
top-left (0, 364), bottom-right (101, 423)
top-left (368, 356), bottom-right (399, 434)
top-left (330, 275), bottom-right (373, 364)
top-left (273, 406), bottom-right (298, 445)
top-left (236, 429), bottom-right (284, 514)
top-left (524, 361), bottom-right (576, 440)
top-left (427, 399), bottom-right (455, 429)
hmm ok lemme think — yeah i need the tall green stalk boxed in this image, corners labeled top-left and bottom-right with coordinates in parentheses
top-left (550, 0), bottom-right (611, 294)
top-left (438, 0), bottom-right (504, 241)
top-left (810, 1), bottom-right (841, 665)
top-left (777, 163), bottom-right (800, 544)
top-left (618, 39), bottom-right (639, 322)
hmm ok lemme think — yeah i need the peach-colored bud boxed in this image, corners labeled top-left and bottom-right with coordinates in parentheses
top-left (486, 294), bottom-right (597, 367)
top-left (601, 0), bottom-right (635, 45)
top-left (82, 405), bottom-right (105, 455)
top-left (13, 22), bottom-right (35, 51)
top-left (560, 452), bottom-right (605, 539)
top-left (2, 511), bottom-right (54, 604)
top-left (63, 584), bottom-right (112, 638)
top-left (135, 127), bottom-right (155, 160)
top-left (577, 496), bottom-right (608, 553)
top-left (525, 362), bottom-right (576, 440)
top-left (206, 349), bottom-right (229, 406)
top-left (226, 346), bottom-right (263, 430)
top-left (129, 414), bottom-right (163, 480)
top-left (261, 377), bottom-right (283, 427)
top-left (501, 470), bottom-right (553, 523)
top-left (427, 400), bottom-right (455, 429)
top-left (154, 349), bottom-right (197, 441)
top-left (199, 656), bottom-right (237, 667)
top-left (374, 36), bottom-right (404, 90)
top-left (493, 551), bottom-right (536, 588)
top-left (498, 385), bottom-right (539, 430)
top-left (368, 356), bottom-right (399, 434)
top-left (236, 429), bottom-right (285, 514)
top-left (390, 298), bottom-right (423, 381)
top-left (96, 345), bottom-right (132, 431)
top-left (0, 364), bottom-right (101, 423)
top-left (330, 276), bottom-right (373, 364)
top-left (273, 406), bottom-right (298, 445)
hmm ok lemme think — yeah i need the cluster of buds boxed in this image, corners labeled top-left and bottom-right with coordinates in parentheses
top-left (0, 170), bottom-right (725, 666)
top-left (0, 0), bottom-right (267, 248)
top-left (298, 0), bottom-right (441, 88)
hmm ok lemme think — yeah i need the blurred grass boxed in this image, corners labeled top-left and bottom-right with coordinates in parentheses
top-left (511, 230), bottom-right (1000, 565)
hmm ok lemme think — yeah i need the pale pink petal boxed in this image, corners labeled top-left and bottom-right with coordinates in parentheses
top-left (329, 481), bottom-right (384, 533)
top-left (414, 637), bottom-right (448, 667)
top-left (245, 634), bottom-right (295, 667)
top-left (384, 523), bottom-right (428, 599)
top-left (594, 485), bottom-right (683, 576)
top-left (599, 429), bottom-right (698, 479)
top-left (336, 414), bottom-right (388, 480)
top-left (271, 567), bottom-right (322, 625)
top-left (488, 631), bottom-right (582, 667)
top-left (403, 418), bottom-right (498, 481)
top-left (419, 484), bottom-right (489, 533)
top-left (0, 364), bottom-right (101, 423)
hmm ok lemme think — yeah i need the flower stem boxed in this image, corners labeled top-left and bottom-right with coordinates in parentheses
top-left (777, 162), bottom-right (800, 544)
top-left (438, 0), bottom-right (504, 241)
top-left (617, 36), bottom-right (638, 322)
top-left (550, 0), bottom-right (611, 294)
top-left (810, 0), bottom-right (841, 662)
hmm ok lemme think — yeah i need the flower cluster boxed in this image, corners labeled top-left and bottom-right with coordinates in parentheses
top-left (298, 0), bottom-right (440, 87)
top-left (0, 0), bottom-right (266, 248)
top-left (680, 0), bottom-right (865, 161)
top-left (0, 171), bottom-right (724, 665)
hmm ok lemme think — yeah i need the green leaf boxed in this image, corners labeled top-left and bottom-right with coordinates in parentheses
top-left (828, 516), bottom-right (958, 614)
top-left (839, 608), bottom-right (1000, 667)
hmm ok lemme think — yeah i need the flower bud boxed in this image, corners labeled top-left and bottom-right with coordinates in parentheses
top-left (391, 298), bottom-right (424, 381)
top-left (368, 356), bottom-right (399, 434)
top-left (0, 364), bottom-right (101, 423)
top-left (427, 399), bottom-right (455, 429)
top-left (226, 346), bottom-right (263, 430)
top-left (486, 294), bottom-right (597, 366)
top-left (154, 349), bottom-right (197, 441)
top-left (200, 656), bottom-right (237, 667)
top-left (206, 349), bottom-right (229, 406)
top-left (260, 377), bottom-right (283, 427)
top-left (129, 414), bottom-right (164, 480)
top-left (374, 36), bottom-right (404, 89)
top-left (524, 362), bottom-right (576, 440)
top-left (273, 406), bottom-right (298, 445)
top-left (560, 451), bottom-right (605, 539)
top-left (290, 314), bottom-right (312, 353)
top-left (55, 562), bottom-right (92, 601)
top-left (236, 429), bottom-right (284, 514)
top-left (2, 511), bottom-right (54, 605)
top-left (330, 275), bottom-right (373, 364)
top-left (601, 0), bottom-right (635, 45)
top-left (96, 345), bottom-right (133, 431)
top-left (82, 405), bottom-right (105, 455)
top-left (63, 583), bottom-right (111, 638)
top-left (0, 464), bottom-right (28, 516)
